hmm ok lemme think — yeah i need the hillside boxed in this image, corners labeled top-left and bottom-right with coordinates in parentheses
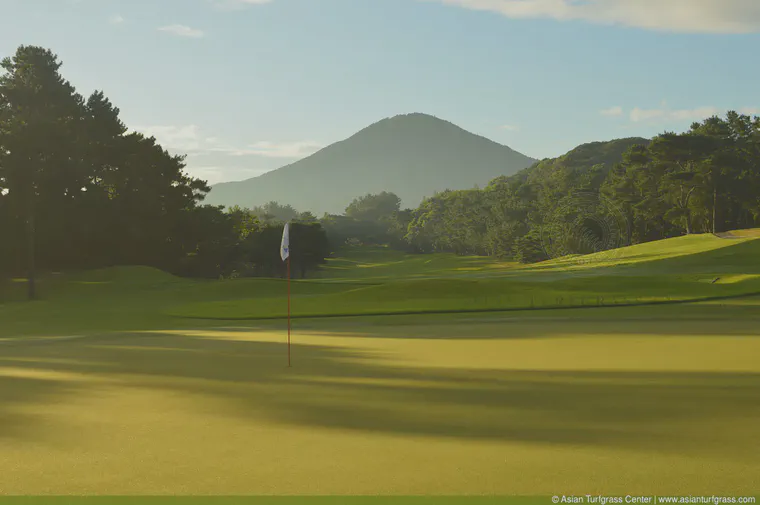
top-left (204, 113), bottom-right (537, 214)
top-left (520, 137), bottom-right (650, 183)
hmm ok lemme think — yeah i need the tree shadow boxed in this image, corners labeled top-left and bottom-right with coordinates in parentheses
top-left (205, 310), bottom-right (760, 340)
top-left (0, 330), bottom-right (759, 463)
top-left (614, 238), bottom-right (760, 275)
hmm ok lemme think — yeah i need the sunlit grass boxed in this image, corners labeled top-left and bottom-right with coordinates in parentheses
top-left (3, 232), bottom-right (760, 335)
top-left (1, 321), bottom-right (759, 494)
top-left (2, 232), bottom-right (760, 494)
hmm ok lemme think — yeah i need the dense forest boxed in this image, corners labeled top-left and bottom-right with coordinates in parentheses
top-left (3, 45), bottom-right (760, 301)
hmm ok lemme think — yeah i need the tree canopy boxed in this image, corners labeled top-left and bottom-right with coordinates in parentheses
top-left (400, 123), bottom-right (760, 261)
top-left (0, 45), bottom-right (332, 297)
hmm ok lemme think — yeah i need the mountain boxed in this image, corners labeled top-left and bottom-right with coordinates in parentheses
top-left (204, 113), bottom-right (537, 214)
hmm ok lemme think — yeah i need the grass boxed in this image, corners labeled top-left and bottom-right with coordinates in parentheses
top-left (1, 231), bottom-right (760, 494)
top-left (1, 316), bottom-right (759, 494)
top-left (167, 274), bottom-right (760, 320)
top-left (168, 233), bottom-right (760, 320)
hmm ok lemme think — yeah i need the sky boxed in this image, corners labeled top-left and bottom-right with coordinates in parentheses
top-left (1, 0), bottom-right (759, 184)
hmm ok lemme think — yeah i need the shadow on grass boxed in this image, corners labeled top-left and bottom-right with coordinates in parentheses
top-left (198, 301), bottom-right (760, 340)
top-left (614, 238), bottom-right (760, 275)
top-left (171, 289), bottom-right (760, 324)
top-left (1, 330), bottom-right (759, 463)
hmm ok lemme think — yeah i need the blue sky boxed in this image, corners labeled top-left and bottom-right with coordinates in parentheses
top-left (1, 0), bottom-right (759, 184)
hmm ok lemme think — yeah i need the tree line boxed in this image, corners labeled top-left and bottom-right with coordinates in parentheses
top-left (332, 115), bottom-right (760, 262)
top-left (0, 45), bottom-right (330, 299)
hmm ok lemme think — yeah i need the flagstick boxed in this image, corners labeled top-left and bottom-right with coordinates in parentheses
top-left (287, 254), bottom-right (291, 368)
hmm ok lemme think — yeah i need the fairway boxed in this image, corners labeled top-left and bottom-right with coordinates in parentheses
top-left (2, 234), bottom-right (760, 495)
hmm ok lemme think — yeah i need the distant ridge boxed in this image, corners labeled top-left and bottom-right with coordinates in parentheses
top-left (204, 113), bottom-right (537, 214)
top-left (520, 137), bottom-right (651, 181)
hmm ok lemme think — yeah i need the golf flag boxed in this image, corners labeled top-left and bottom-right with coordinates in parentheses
top-left (281, 222), bottom-right (292, 367)
top-left (280, 222), bottom-right (290, 261)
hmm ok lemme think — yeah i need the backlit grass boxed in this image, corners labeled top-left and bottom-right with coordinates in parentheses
top-left (2, 232), bottom-right (760, 494)
top-left (167, 274), bottom-right (760, 320)
top-left (1, 317), bottom-right (759, 494)
top-left (3, 232), bottom-right (760, 335)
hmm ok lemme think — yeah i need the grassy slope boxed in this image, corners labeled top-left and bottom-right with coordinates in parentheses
top-left (3, 232), bottom-right (760, 335)
top-left (169, 233), bottom-right (760, 320)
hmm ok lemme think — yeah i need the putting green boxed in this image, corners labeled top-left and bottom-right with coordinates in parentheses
top-left (1, 314), bottom-right (759, 494)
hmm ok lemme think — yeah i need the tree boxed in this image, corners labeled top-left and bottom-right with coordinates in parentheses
top-left (0, 46), bottom-right (85, 299)
top-left (250, 201), bottom-right (299, 223)
top-left (289, 222), bottom-right (330, 278)
top-left (345, 191), bottom-right (401, 222)
top-left (240, 222), bottom-right (330, 279)
top-left (295, 211), bottom-right (318, 223)
top-left (688, 112), bottom-right (760, 233)
top-left (320, 213), bottom-right (390, 247)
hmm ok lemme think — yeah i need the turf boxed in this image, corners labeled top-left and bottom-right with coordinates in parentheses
top-left (1, 314), bottom-right (759, 494)
top-left (169, 233), bottom-right (760, 320)
top-left (3, 232), bottom-right (760, 334)
top-left (1, 231), bottom-right (760, 495)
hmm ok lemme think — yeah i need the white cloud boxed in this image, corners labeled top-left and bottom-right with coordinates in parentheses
top-left (189, 165), bottom-right (273, 184)
top-left (133, 125), bottom-right (204, 151)
top-left (158, 24), bottom-right (205, 38)
top-left (630, 108), bottom-right (665, 122)
top-left (629, 106), bottom-right (720, 123)
top-left (241, 141), bottom-right (325, 158)
top-left (131, 125), bottom-right (323, 182)
top-left (600, 106), bottom-right (624, 117)
top-left (132, 125), bottom-right (323, 159)
top-left (740, 107), bottom-right (760, 115)
top-left (425, 0), bottom-right (760, 34)
top-left (209, 0), bottom-right (273, 11)
top-left (109, 15), bottom-right (125, 24)
top-left (500, 124), bottom-right (520, 131)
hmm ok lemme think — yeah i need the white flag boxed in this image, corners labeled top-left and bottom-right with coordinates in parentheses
top-left (280, 222), bottom-right (290, 261)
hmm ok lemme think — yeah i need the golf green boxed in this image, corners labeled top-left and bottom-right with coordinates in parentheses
top-left (1, 309), bottom-right (759, 494)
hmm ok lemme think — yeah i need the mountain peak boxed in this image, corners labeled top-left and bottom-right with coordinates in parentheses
top-left (350, 112), bottom-right (459, 137)
top-left (206, 115), bottom-right (537, 214)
